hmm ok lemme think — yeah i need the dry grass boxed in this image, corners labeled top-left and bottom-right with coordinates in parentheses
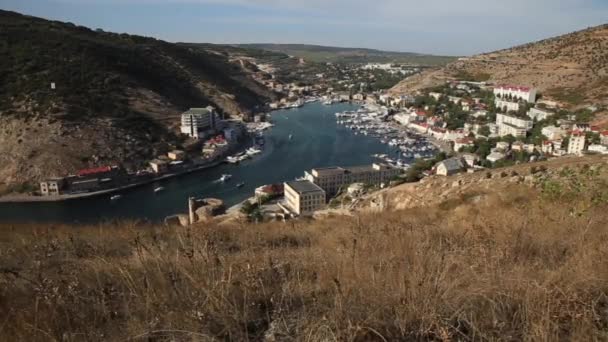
top-left (1, 181), bottom-right (608, 340)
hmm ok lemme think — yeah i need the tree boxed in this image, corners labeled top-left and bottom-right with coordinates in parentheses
top-left (478, 125), bottom-right (491, 137)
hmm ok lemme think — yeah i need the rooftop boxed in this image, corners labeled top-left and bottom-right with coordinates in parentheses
top-left (285, 180), bottom-right (324, 194)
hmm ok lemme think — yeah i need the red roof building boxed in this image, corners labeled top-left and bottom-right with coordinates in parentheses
top-left (77, 166), bottom-right (112, 177)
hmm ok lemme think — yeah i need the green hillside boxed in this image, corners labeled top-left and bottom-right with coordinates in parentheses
top-left (237, 43), bottom-right (456, 65)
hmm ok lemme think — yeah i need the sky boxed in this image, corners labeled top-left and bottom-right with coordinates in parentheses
top-left (2, 0), bottom-right (607, 56)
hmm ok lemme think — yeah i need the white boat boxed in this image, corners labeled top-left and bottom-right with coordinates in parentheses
top-left (226, 156), bottom-right (240, 164)
top-left (236, 182), bottom-right (245, 188)
top-left (154, 187), bottom-right (165, 193)
top-left (288, 134), bottom-right (293, 140)
top-left (219, 174), bottom-right (232, 182)
top-left (246, 147), bottom-right (262, 156)
top-left (110, 195), bottom-right (122, 201)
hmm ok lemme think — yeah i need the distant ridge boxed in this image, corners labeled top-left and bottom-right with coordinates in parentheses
top-left (237, 43), bottom-right (456, 65)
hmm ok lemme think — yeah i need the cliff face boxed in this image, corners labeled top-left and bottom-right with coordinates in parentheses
top-left (0, 10), bottom-right (277, 188)
top-left (391, 24), bottom-right (608, 108)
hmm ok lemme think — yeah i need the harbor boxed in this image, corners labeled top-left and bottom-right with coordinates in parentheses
top-left (335, 105), bottom-right (440, 167)
top-left (0, 103), bottom-right (399, 224)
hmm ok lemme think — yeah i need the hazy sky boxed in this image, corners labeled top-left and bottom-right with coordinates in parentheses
top-left (2, 0), bottom-right (607, 55)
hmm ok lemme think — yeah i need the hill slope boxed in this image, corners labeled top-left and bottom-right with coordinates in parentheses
top-left (0, 11), bottom-right (276, 188)
top-left (391, 24), bottom-right (608, 107)
top-left (1, 156), bottom-right (607, 340)
top-left (237, 43), bottom-right (456, 65)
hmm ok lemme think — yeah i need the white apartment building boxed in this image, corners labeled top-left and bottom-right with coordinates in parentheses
top-left (284, 181), bottom-right (326, 216)
top-left (496, 99), bottom-right (521, 112)
top-left (496, 113), bottom-right (533, 138)
top-left (567, 132), bottom-right (586, 155)
top-left (393, 112), bottom-right (413, 126)
top-left (588, 145), bottom-right (608, 154)
top-left (180, 107), bottom-right (217, 138)
top-left (493, 85), bottom-right (537, 103)
top-left (304, 163), bottom-right (401, 197)
top-left (527, 107), bottom-right (555, 121)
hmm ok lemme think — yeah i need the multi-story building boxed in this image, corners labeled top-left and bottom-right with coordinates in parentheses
top-left (180, 107), bottom-right (217, 138)
top-left (284, 181), bottom-right (326, 216)
top-left (527, 107), bottom-right (555, 121)
top-left (304, 163), bottom-right (401, 197)
top-left (40, 177), bottom-right (66, 196)
top-left (495, 99), bottom-right (521, 112)
top-left (496, 114), bottom-right (533, 138)
top-left (493, 85), bottom-right (537, 103)
top-left (567, 132), bottom-right (586, 155)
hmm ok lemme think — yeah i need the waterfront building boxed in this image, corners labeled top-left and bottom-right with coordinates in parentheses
top-left (180, 107), bottom-right (217, 138)
top-left (567, 132), bottom-right (586, 155)
top-left (39, 177), bottom-right (66, 196)
top-left (496, 113), bottom-right (533, 138)
top-left (304, 163), bottom-right (401, 197)
top-left (493, 85), bottom-right (537, 103)
top-left (149, 160), bottom-right (169, 174)
top-left (284, 181), bottom-right (326, 216)
top-left (168, 150), bottom-right (185, 161)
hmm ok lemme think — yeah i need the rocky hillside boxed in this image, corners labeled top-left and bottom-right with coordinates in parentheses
top-left (0, 10), bottom-right (277, 189)
top-left (1, 156), bottom-right (608, 340)
top-left (362, 154), bottom-right (608, 212)
top-left (391, 24), bottom-right (608, 107)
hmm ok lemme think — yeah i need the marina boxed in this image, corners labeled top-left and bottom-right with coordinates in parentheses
top-left (334, 106), bottom-right (439, 167)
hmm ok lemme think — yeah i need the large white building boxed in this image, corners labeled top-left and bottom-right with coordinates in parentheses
top-left (494, 85), bottom-right (537, 103)
top-left (567, 132), bottom-right (586, 155)
top-left (304, 163), bottom-right (401, 197)
top-left (284, 181), bottom-right (326, 216)
top-left (496, 114), bottom-right (533, 138)
top-left (180, 107), bottom-right (217, 138)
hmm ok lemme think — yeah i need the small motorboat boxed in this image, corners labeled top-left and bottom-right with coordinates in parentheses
top-left (236, 182), bottom-right (245, 188)
top-left (154, 186), bottom-right (165, 193)
top-left (219, 174), bottom-right (232, 182)
top-left (110, 195), bottom-right (122, 201)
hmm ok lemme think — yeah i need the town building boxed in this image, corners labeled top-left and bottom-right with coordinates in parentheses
top-left (284, 180), bottom-right (326, 216)
top-left (496, 113), bottom-right (533, 138)
top-left (567, 132), bottom-right (586, 155)
top-left (527, 107), bottom-right (555, 121)
top-left (495, 99), bottom-right (521, 113)
top-left (168, 150), bottom-right (185, 161)
top-left (435, 158), bottom-right (466, 176)
top-left (454, 137), bottom-right (474, 152)
top-left (601, 131), bottom-right (608, 145)
top-left (486, 152), bottom-right (506, 163)
top-left (541, 126), bottom-right (565, 140)
top-left (40, 178), bottom-right (66, 196)
top-left (149, 160), bottom-right (169, 174)
top-left (304, 163), bottom-right (401, 197)
top-left (588, 145), bottom-right (608, 154)
top-left (180, 107), bottom-right (217, 138)
top-left (493, 85), bottom-right (537, 103)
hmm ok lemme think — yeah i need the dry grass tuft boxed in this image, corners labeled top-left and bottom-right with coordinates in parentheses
top-left (1, 178), bottom-right (608, 340)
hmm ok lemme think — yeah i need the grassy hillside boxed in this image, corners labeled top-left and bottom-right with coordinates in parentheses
top-left (237, 43), bottom-right (456, 65)
top-left (0, 11), bottom-right (276, 188)
top-left (1, 157), bottom-right (607, 340)
top-left (391, 24), bottom-right (608, 108)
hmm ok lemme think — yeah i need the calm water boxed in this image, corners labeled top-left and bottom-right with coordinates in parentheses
top-left (0, 103), bottom-right (396, 224)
